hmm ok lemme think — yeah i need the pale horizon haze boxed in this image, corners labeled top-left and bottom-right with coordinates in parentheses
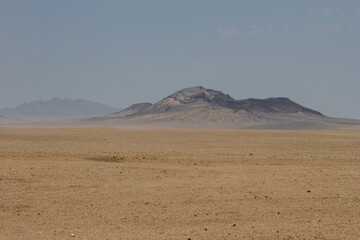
top-left (1, 0), bottom-right (360, 119)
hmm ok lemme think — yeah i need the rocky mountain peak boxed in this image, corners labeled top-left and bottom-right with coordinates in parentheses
top-left (152, 86), bottom-right (235, 108)
top-left (109, 86), bottom-right (324, 119)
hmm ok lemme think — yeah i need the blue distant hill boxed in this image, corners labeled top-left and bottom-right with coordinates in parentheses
top-left (0, 98), bottom-right (120, 120)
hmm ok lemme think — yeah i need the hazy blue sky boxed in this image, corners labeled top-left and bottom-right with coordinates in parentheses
top-left (1, 0), bottom-right (360, 118)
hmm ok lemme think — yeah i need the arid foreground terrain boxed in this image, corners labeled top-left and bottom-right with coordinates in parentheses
top-left (0, 128), bottom-right (359, 239)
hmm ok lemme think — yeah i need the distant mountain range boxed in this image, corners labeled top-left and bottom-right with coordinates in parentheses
top-left (87, 86), bottom-right (360, 129)
top-left (0, 98), bottom-right (119, 120)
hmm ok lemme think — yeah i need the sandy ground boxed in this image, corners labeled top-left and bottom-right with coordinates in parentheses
top-left (0, 128), bottom-right (359, 240)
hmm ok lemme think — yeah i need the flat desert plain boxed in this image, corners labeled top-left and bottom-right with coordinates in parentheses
top-left (0, 128), bottom-right (360, 240)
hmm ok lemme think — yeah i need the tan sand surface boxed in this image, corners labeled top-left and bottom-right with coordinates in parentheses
top-left (0, 128), bottom-right (360, 239)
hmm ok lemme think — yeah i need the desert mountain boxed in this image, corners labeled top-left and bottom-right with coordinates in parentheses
top-left (137, 86), bottom-right (322, 116)
top-left (86, 86), bottom-right (360, 129)
top-left (107, 86), bottom-right (322, 118)
top-left (0, 98), bottom-right (119, 120)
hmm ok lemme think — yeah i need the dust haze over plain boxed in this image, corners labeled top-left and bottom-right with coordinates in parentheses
top-left (0, 0), bottom-right (359, 119)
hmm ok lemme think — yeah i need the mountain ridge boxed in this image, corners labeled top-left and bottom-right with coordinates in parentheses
top-left (110, 86), bottom-right (323, 118)
top-left (0, 97), bottom-right (119, 120)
